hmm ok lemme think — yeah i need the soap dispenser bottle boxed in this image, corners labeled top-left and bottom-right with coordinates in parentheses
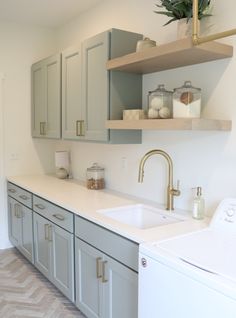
top-left (192, 187), bottom-right (205, 220)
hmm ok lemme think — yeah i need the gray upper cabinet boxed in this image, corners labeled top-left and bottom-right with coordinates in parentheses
top-left (62, 45), bottom-right (82, 139)
top-left (62, 28), bottom-right (143, 143)
top-left (81, 31), bottom-right (109, 142)
top-left (31, 54), bottom-right (61, 139)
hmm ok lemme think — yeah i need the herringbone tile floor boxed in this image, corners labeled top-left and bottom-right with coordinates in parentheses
top-left (0, 248), bottom-right (86, 318)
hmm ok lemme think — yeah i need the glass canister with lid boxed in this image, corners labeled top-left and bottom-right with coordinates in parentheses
top-left (173, 81), bottom-right (201, 118)
top-left (147, 84), bottom-right (173, 119)
top-left (86, 163), bottom-right (105, 190)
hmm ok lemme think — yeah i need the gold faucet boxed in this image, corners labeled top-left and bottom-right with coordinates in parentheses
top-left (138, 149), bottom-right (180, 211)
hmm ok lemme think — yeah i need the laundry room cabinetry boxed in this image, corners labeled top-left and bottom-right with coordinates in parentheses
top-left (33, 195), bottom-right (74, 301)
top-left (7, 182), bottom-right (34, 263)
top-left (31, 54), bottom-right (61, 139)
top-left (61, 28), bottom-right (143, 143)
top-left (75, 215), bottom-right (138, 318)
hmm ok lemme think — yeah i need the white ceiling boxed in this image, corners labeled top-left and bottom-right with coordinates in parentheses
top-left (0, 0), bottom-right (103, 28)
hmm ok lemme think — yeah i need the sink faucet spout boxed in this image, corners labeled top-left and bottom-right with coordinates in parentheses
top-left (138, 149), bottom-right (180, 211)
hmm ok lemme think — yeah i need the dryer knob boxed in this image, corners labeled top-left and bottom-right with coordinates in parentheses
top-left (141, 257), bottom-right (147, 267)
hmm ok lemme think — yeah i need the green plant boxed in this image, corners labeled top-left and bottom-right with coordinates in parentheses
top-left (155, 0), bottom-right (211, 25)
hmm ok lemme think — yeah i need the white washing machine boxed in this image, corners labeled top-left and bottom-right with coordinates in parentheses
top-left (139, 199), bottom-right (236, 318)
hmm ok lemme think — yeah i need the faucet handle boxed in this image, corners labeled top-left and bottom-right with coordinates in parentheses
top-left (176, 179), bottom-right (180, 190)
top-left (172, 179), bottom-right (181, 196)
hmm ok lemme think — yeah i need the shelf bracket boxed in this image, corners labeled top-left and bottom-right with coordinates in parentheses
top-left (192, 0), bottom-right (236, 45)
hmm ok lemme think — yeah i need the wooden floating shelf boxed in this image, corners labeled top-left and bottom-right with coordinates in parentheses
top-left (106, 118), bottom-right (232, 131)
top-left (107, 37), bottom-right (233, 74)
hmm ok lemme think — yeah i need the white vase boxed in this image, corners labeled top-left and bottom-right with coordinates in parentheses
top-left (177, 18), bottom-right (200, 39)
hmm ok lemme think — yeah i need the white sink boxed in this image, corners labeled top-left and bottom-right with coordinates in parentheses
top-left (98, 204), bottom-right (183, 229)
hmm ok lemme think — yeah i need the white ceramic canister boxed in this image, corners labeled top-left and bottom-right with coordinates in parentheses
top-left (136, 37), bottom-right (156, 52)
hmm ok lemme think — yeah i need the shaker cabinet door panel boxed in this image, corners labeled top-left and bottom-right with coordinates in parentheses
top-left (31, 61), bottom-right (46, 137)
top-left (103, 254), bottom-right (138, 318)
top-left (31, 54), bottom-right (61, 139)
top-left (45, 54), bottom-right (61, 138)
top-left (51, 224), bottom-right (74, 301)
top-left (8, 197), bottom-right (21, 247)
top-left (62, 46), bottom-right (82, 140)
top-left (8, 197), bottom-right (34, 264)
top-left (82, 31), bottom-right (109, 142)
top-left (33, 213), bottom-right (51, 279)
top-left (18, 204), bottom-right (34, 263)
top-left (75, 238), bottom-right (103, 318)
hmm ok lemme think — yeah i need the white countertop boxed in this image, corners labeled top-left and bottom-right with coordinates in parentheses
top-left (7, 174), bottom-right (208, 243)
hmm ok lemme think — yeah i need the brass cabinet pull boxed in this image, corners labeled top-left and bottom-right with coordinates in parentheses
top-left (35, 203), bottom-right (46, 210)
top-left (76, 120), bottom-right (85, 137)
top-left (52, 214), bottom-right (65, 221)
top-left (19, 195), bottom-right (28, 201)
top-left (76, 120), bottom-right (80, 136)
top-left (44, 224), bottom-right (49, 240)
top-left (14, 205), bottom-right (18, 217)
top-left (17, 205), bottom-right (22, 218)
top-left (102, 261), bottom-right (108, 283)
top-left (80, 120), bottom-right (85, 136)
top-left (96, 257), bottom-right (102, 279)
top-left (48, 225), bottom-right (53, 242)
top-left (14, 204), bottom-right (22, 218)
top-left (40, 122), bottom-right (44, 135)
top-left (40, 122), bottom-right (46, 135)
top-left (9, 188), bottom-right (16, 193)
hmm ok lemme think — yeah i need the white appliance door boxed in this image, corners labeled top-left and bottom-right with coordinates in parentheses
top-left (138, 253), bottom-right (236, 318)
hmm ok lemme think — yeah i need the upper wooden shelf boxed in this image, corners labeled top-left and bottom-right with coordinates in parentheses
top-left (106, 37), bottom-right (233, 74)
top-left (106, 118), bottom-right (232, 131)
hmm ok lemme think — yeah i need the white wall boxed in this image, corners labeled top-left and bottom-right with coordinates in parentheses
top-left (0, 21), bottom-right (58, 248)
top-left (55, 0), bottom-right (236, 215)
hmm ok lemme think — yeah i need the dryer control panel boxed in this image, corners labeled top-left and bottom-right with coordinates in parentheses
top-left (210, 198), bottom-right (236, 232)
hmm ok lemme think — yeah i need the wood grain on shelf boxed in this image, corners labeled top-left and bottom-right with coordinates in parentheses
top-left (107, 37), bottom-right (233, 74)
top-left (106, 118), bottom-right (232, 131)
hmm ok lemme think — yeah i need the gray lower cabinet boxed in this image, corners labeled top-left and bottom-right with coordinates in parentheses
top-left (31, 54), bottom-right (61, 139)
top-left (75, 216), bottom-right (138, 318)
top-left (8, 197), bottom-right (34, 263)
top-left (33, 212), bottom-right (74, 302)
top-left (7, 182), bottom-right (139, 317)
top-left (75, 238), bottom-right (138, 318)
top-left (62, 28), bottom-right (142, 143)
top-left (7, 184), bottom-right (34, 264)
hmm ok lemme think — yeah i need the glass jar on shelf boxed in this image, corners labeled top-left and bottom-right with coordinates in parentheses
top-left (173, 81), bottom-right (201, 118)
top-left (147, 84), bottom-right (173, 119)
top-left (86, 163), bottom-right (105, 190)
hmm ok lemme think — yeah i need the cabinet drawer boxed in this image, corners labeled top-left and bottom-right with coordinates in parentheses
top-left (7, 182), bottom-right (32, 209)
top-left (75, 216), bottom-right (138, 272)
top-left (33, 195), bottom-right (74, 233)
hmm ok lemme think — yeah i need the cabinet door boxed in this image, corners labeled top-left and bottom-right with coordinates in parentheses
top-left (18, 204), bottom-right (34, 263)
top-left (31, 54), bottom-right (61, 139)
top-left (33, 213), bottom-right (52, 279)
top-left (44, 54), bottom-right (61, 139)
top-left (82, 31), bottom-right (109, 142)
top-left (62, 46), bottom-right (82, 140)
top-left (103, 255), bottom-right (138, 318)
top-left (75, 238), bottom-right (103, 318)
top-left (51, 224), bottom-right (74, 301)
top-left (8, 197), bottom-right (21, 247)
top-left (31, 60), bottom-right (46, 137)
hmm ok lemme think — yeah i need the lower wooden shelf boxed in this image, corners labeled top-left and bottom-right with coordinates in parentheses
top-left (106, 118), bottom-right (232, 131)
